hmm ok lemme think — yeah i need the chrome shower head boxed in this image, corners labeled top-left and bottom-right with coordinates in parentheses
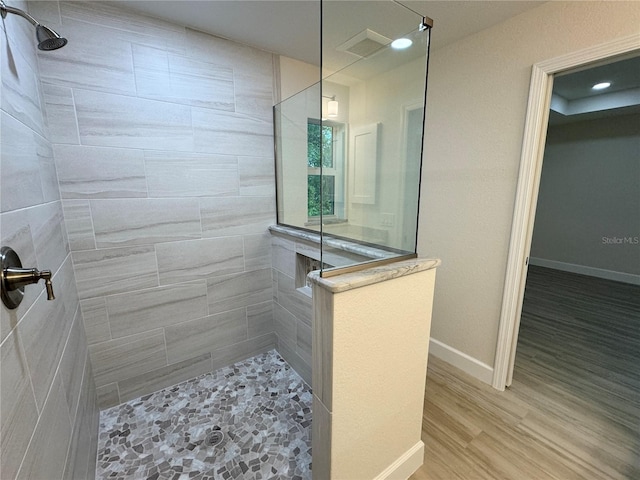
top-left (1, 0), bottom-right (67, 51)
top-left (36, 24), bottom-right (67, 51)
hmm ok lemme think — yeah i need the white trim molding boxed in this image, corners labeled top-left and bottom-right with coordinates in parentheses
top-left (372, 441), bottom-right (424, 480)
top-left (430, 338), bottom-right (494, 385)
top-left (529, 258), bottom-right (640, 286)
top-left (492, 33), bottom-right (640, 391)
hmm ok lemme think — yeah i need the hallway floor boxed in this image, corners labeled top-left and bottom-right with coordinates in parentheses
top-left (411, 266), bottom-right (640, 480)
top-left (97, 350), bottom-right (312, 480)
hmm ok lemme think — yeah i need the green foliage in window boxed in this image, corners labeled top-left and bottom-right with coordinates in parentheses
top-left (307, 122), bottom-right (334, 168)
top-left (307, 121), bottom-right (335, 217)
top-left (308, 175), bottom-right (335, 217)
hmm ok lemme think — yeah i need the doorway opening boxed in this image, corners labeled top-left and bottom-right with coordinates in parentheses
top-left (492, 34), bottom-right (640, 391)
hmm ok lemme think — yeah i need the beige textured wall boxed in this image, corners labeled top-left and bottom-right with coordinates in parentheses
top-left (279, 55), bottom-right (319, 102)
top-left (0, 1), bottom-right (99, 478)
top-left (312, 267), bottom-right (436, 479)
top-left (418, 1), bottom-right (640, 367)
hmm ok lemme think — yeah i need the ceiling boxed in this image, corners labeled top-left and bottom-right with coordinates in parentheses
top-left (113, 1), bottom-right (544, 67)
top-left (550, 54), bottom-right (640, 125)
top-left (110, 0), bottom-right (638, 122)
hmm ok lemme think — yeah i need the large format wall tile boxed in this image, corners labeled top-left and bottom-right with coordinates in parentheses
top-left (0, 210), bottom-right (40, 342)
top-left (156, 237), bottom-right (244, 285)
top-left (234, 71), bottom-right (274, 118)
top-left (55, 145), bottom-right (147, 199)
top-left (72, 246), bottom-right (159, 299)
top-left (244, 233), bottom-right (272, 271)
top-left (1, 112), bottom-right (47, 212)
top-left (297, 319), bottom-right (312, 365)
top-left (2, 2), bottom-right (98, 476)
top-left (107, 281), bottom-right (208, 338)
top-left (36, 138), bottom-right (61, 205)
top-left (28, 201), bottom-right (69, 274)
top-left (165, 308), bottom-right (247, 364)
top-left (89, 329), bottom-right (167, 387)
top-left (1, 31), bottom-right (46, 137)
top-left (239, 156), bottom-right (276, 197)
top-left (42, 83), bottom-right (80, 145)
top-left (248, 301), bottom-right (275, 338)
top-left (79, 297), bottom-right (111, 345)
top-left (185, 28), bottom-right (273, 77)
top-left (144, 151), bottom-right (238, 198)
top-left (27, 1), bottom-right (62, 29)
top-left (96, 383), bottom-right (120, 410)
top-left (91, 198), bottom-right (201, 247)
top-left (0, 331), bottom-right (39, 480)
top-left (37, 18), bottom-right (137, 96)
top-left (63, 200), bottom-right (96, 251)
top-left (18, 284), bottom-right (73, 410)
top-left (63, 358), bottom-right (96, 480)
top-left (200, 197), bottom-right (275, 237)
top-left (31, 0), bottom-right (278, 407)
top-left (271, 235), bottom-right (318, 382)
top-left (210, 332), bottom-right (276, 372)
top-left (133, 44), bottom-right (235, 111)
top-left (118, 353), bottom-right (212, 404)
top-left (207, 268), bottom-right (272, 315)
top-left (16, 375), bottom-right (72, 480)
top-left (193, 107), bottom-right (273, 156)
top-left (74, 89), bottom-right (193, 150)
top-left (274, 302), bottom-right (297, 351)
top-left (58, 306), bottom-right (88, 426)
top-left (271, 235), bottom-right (296, 277)
top-left (1, 0), bottom-right (38, 72)
top-left (59, 1), bottom-right (187, 54)
top-left (275, 270), bottom-right (312, 326)
top-left (276, 338), bottom-right (311, 385)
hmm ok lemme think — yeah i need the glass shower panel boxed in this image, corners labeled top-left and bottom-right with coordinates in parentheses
top-left (320, 1), bottom-right (431, 273)
top-left (275, 83), bottom-right (321, 228)
top-left (273, 0), bottom-right (432, 277)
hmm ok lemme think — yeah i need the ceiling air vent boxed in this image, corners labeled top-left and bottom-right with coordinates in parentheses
top-left (336, 29), bottom-right (391, 58)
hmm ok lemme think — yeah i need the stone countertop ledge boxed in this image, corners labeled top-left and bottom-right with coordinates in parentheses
top-left (268, 224), bottom-right (395, 260)
top-left (308, 257), bottom-right (441, 293)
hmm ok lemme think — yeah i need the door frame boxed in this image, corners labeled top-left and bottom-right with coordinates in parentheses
top-left (492, 33), bottom-right (640, 391)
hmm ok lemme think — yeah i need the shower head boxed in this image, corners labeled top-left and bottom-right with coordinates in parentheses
top-left (35, 24), bottom-right (67, 51)
top-left (0, 0), bottom-right (67, 51)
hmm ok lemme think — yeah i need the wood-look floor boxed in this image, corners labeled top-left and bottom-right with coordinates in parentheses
top-left (410, 266), bottom-right (640, 480)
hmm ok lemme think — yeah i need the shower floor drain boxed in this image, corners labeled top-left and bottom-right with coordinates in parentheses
top-left (204, 431), bottom-right (224, 447)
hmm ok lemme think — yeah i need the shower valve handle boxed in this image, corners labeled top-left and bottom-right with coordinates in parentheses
top-left (1, 246), bottom-right (56, 309)
top-left (3, 267), bottom-right (55, 300)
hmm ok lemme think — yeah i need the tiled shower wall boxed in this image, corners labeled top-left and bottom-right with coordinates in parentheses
top-left (270, 229), bottom-right (372, 385)
top-left (0, 1), bottom-right (99, 478)
top-left (271, 234), bottom-right (314, 384)
top-left (31, 1), bottom-right (278, 408)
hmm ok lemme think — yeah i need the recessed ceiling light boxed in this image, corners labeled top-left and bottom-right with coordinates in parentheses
top-left (391, 38), bottom-right (412, 50)
top-left (592, 82), bottom-right (611, 90)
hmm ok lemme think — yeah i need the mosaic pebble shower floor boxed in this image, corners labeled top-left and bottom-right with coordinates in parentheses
top-left (97, 350), bottom-right (312, 479)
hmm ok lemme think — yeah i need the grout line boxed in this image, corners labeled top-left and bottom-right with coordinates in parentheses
top-left (162, 327), bottom-right (169, 366)
top-left (103, 296), bottom-right (113, 341)
top-left (68, 86), bottom-right (81, 143)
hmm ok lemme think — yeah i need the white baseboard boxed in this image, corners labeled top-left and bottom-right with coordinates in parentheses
top-left (529, 257), bottom-right (640, 286)
top-left (373, 441), bottom-right (424, 480)
top-left (429, 338), bottom-right (494, 385)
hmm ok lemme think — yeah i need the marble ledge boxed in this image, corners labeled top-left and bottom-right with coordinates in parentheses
top-left (268, 224), bottom-right (394, 260)
top-left (308, 257), bottom-right (441, 294)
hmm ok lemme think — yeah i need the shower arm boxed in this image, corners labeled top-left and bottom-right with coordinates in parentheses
top-left (0, 0), bottom-right (41, 27)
